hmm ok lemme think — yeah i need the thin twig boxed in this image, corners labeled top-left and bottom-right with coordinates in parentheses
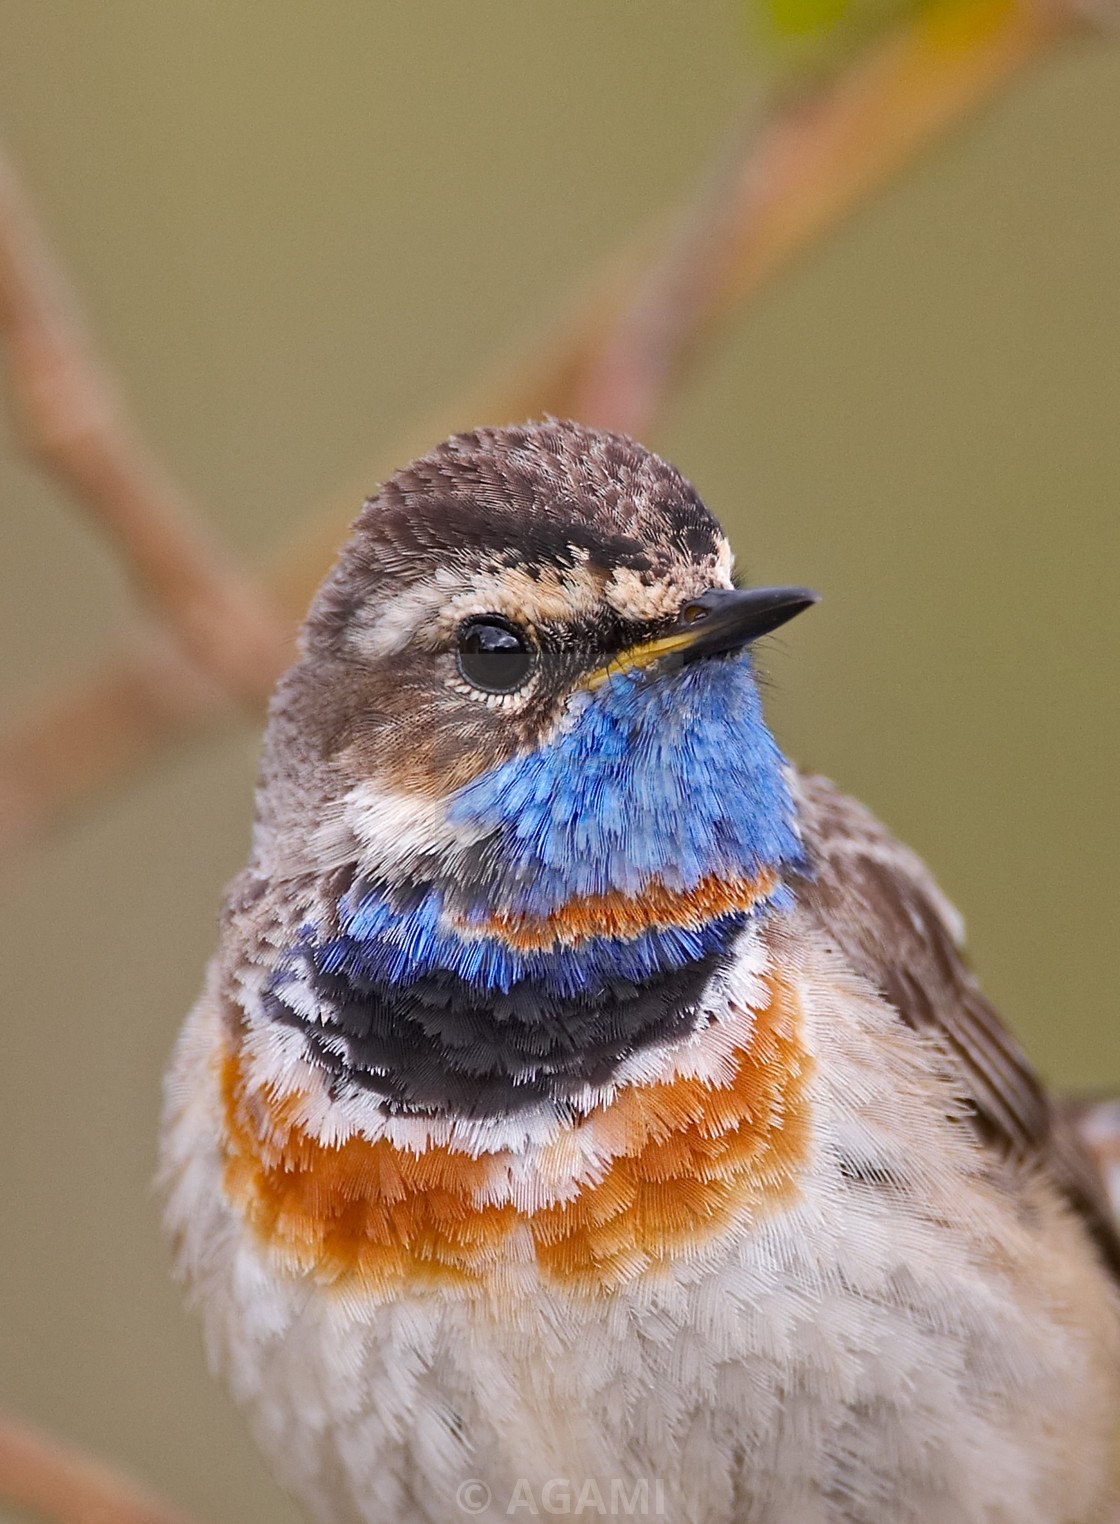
top-left (0, 0), bottom-right (1104, 859)
top-left (0, 152), bottom-right (292, 708)
top-left (0, 1412), bottom-right (206, 1524)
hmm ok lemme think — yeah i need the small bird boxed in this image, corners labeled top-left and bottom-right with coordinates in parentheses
top-left (161, 420), bottom-right (1120, 1524)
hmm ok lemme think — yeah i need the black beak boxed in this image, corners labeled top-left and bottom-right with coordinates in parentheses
top-left (670, 585), bottom-right (820, 663)
top-left (587, 582), bottom-right (819, 689)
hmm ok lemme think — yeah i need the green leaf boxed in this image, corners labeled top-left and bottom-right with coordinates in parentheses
top-left (746, 0), bottom-right (942, 62)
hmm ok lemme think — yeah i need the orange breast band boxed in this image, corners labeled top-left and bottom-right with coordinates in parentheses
top-left (220, 968), bottom-right (812, 1298)
top-left (461, 870), bottom-right (779, 949)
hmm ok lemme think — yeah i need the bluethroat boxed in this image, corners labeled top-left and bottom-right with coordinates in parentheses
top-left (162, 421), bottom-right (1120, 1523)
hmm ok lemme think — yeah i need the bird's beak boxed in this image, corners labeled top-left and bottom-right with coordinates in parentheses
top-left (585, 585), bottom-right (819, 690)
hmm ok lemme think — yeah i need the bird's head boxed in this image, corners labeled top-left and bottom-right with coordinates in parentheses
top-left (251, 420), bottom-right (817, 1119)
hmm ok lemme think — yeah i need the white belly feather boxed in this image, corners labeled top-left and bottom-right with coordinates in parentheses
top-left (161, 928), bottom-right (1120, 1524)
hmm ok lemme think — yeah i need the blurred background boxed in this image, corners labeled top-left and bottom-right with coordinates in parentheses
top-left (0, 4), bottom-right (1117, 1521)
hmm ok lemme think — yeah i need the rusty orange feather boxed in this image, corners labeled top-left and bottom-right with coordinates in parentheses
top-left (460, 870), bottom-right (779, 949)
top-left (220, 969), bottom-right (812, 1296)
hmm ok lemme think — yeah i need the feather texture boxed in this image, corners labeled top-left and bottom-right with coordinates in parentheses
top-left (791, 770), bottom-right (1120, 1278)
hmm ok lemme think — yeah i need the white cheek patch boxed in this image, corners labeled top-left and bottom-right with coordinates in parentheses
top-left (311, 780), bottom-right (488, 882)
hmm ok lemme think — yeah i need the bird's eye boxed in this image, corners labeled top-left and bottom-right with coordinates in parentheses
top-left (455, 616), bottom-right (536, 694)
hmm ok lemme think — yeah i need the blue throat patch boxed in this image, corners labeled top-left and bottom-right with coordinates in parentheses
top-left (308, 655), bottom-right (803, 1000)
top-left (267, 654), bottom-right (805, 1115)
top-left (448, 654), bottom-right (802, 917)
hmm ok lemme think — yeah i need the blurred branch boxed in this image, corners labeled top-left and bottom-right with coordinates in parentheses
top-left (0, 0), bottom-right (1107, 859)
top-left (0, 640), bottom-right (229, 851)
top-left (574, 0), bottom-right (1082, 434)
top-left (216, 0), bottom-right (1104, 629)
top-left (0, 1412), bottom-right (206, 1524)
top-left (0, 150), bottom-right (291, 707)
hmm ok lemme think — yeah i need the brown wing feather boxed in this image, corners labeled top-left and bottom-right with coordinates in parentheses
top-left (791, 770), bottom-right (1120, 1279)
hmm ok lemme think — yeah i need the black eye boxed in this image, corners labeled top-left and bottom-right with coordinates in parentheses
top-left (455, 616), bottom-right (536, 694)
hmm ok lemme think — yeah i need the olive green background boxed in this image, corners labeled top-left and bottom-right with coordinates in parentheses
top-left (0, 5), bottom-right (1117, 1522)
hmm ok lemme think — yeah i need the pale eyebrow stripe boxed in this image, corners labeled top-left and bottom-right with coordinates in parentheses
top-left (347, 539), bottom-right (732, 662)
top-left (347, 560), bottom-right (610, 660)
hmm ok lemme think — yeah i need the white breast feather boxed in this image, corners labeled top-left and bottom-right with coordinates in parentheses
top-left (160, 926), bottom-right (1120, 1524)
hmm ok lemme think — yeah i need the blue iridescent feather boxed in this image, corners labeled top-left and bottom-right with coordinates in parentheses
top-left (447, 655), bottom-right (802, 917)
top-left (324, 892), bottom-right (765, 998)
top-left (284, 655), bottom-right (802, 1002)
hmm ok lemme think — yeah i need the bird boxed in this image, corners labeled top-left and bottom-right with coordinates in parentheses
top-left (161, 419), bottom-right (1120, 1524)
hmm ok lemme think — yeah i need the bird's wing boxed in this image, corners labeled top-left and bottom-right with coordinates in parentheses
top-left (790, 770), bottom-right (1120, 1279)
